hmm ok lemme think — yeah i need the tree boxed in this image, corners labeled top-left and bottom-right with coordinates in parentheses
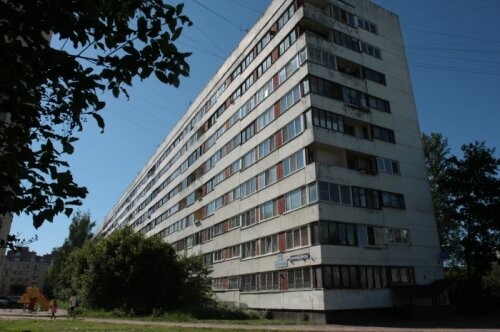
top-left (45, 211), bottom-right (95, 298)
top-left (78, 227), bottom-right (184, 314)
top-left (177, 254), bottom-right (213, 310)
top-left (0, 0), bottom-right (192, 234)
top-left (422, 133), bottom-right (459, 263)
top-left (444, 142), bottom-right (500, 280)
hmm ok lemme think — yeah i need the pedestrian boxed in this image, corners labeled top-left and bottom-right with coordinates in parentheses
top-left (50, 300), bottom-right (57, 319)
top-left (68, 293), bottom-right (77, 318)
top-left (28, 297), bottom-right (36, 313)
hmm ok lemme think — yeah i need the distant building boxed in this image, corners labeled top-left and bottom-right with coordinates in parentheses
top-left (0, 247), bottom-right (52, 295)
top-left (96, 0), bottom-right (444, 321)
top-left (0, 213), bottom-right (13, 276)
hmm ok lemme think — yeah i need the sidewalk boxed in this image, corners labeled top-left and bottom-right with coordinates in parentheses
top-left (0, 308), bottom-right (68, 318)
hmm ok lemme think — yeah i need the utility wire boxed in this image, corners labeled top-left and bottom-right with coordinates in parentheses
top-left (404, 28), bottom-right (500, 44)
top-left (410, 62), bottom-right (500, 77)
top-left (193, 24), bottom-right (229, 55)
top-left (128, 94), bottom-right (185, 121)
top-left (192, 0), bottom-right (247, 31)
top-left (406, 46), bottom-right (500, 54)
top-left (227, 0), bottom-right (263, 14)
top-left (408, 52), bottom-right (500, 65)
top-left (404, 1), bottom-right (500, 26)
top-left (181, 34), bottom-right (227, 58)
top-left (177, 40), bottom-right (226, 60)
top-left (105, 108), bottom-right (165, 137)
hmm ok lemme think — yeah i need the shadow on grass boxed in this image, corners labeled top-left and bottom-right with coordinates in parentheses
top-left (328, 307), bottom-right (500, 329)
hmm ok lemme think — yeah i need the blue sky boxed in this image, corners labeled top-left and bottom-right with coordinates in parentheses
top-left (11, 0), bottom-right (500, 254)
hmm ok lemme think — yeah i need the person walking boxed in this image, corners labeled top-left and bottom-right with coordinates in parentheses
top-left (50, 300), bottom-right (57, 319)
top-left (68, 293), bottom-right (77, 318)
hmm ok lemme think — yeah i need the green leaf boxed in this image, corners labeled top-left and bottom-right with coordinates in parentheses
top-left (123, 46), bottom-right (139, 56)
top-left (64, 208), bottom-right (73, 217)
top-left (92, 113), bottom-right (105, 132)
top-left (172, 27), bottom-right (182, 41)
top-left (154, 70), bottom-right (169, 84)
top-left (96, 101), bottom-right (105, 111)
top-left (62, 140), bottom-right (74, 154)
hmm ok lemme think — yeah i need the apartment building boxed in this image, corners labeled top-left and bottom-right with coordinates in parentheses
top-left (96, 0), bottom-right (444, 320)
top-left (0, 247), bottom-right (52, 295)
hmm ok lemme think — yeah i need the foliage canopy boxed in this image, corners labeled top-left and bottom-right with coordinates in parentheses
top-left (423, 134), bottom-right (499, 279)
top-left (47, 225), bottom-right (212, 315)
top-left (0, 0), bottom-right (192, 232)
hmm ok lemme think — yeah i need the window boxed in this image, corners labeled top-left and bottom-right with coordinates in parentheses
top-left (259, 271), bottom-right (279, 290)
top-left (241, 274), bottom-right (257, 291)
top-left (363, 67), bottom-right (385, 85)
top-left (278, 30), bottom-right (298, 56)
top-left (287, 267), bottom-right (311, 289)
top-left (205, 200), bottom-right (216, 216)
top-left (213, 222), bottom-right (223, 236)
top-left (372, 125), bottom-right (395, 143)
top-left (277, 4), bottom-right (296, 30)
top-left (318, 181), bottom-right (351, 205)
top-left (257, 55), bottom-right (272, 78)
top-left (228, 187), bottom-right (240, 202)
top-left (212, 250), bottom-right (223, 263)
top-left (257, 106), bottom-right (275, 131)
top-left (333, 29), bottom-right (360, 53)
top-left (377, 158), bottom-right (400, 174)
top-left (242, 241), bottom-right (256, 258)
top-left (282, 150), bottom-right (304, 176)
top-left (308, 75), bottom-right (343, 100)
top-left (241, 209), bottom-right (256, 227)
top-left (230, 160), bottom-right (240, 175)
top-left (256, 79), bottom-right (273, 104)
top-left (228, 245), bottom-right (240, 259)
top-left (241, 150), bottom-right (256, 169)
top-left (260, 200), bottom-right (277, 221)
top-left (342, 86), bottom-right (367, 108)
top-left (331, 5), bottom-right (356, 26)
top-left (352, 187), bottom-right (381, 209)
top-left (368, 95), bottom-right (390, 112)
top-left (258, 166), bottom-right (277, 189)
top-left (357, 17), bottom-right (377, 34)
top-left (260, 234), bottom-right (278, 255)
top-left (312, 108), bottom-right (344, 132)
top-left (336, 56), bottom-right (362, 78)
top-left (386, 228), bottom-right (409, 244)
top-left (389, 267), bottom-right (414, 284)
top-left (257, 32), bottom-right (271, 55)
top-left (241, 123), bottom-right (255, 144)
top-left (186, 192), bottom-right (195, 207)
top-left (318, 221), bottom-right (357, 246)
top-left (278, 54), bottom-right (301, 85)
top-left (286, 226), bottom-right (309, 249)
top-left (279, 85), bottom-right (301, 114)
top-left (212, 278), bottom-right (223, 290)
top-left (285, 187), bottom-right (306, 212)
top-left (228, 276), bottom-right (240, 289)
top-left (357, 225), bottom-right (384, 247)
top-left (282, 116), bottom-right (303, 143)
top-left (307, 46), bottom-right (336, 69)
top-left (320, 265), bottom-right (387, 289)
top-left (258, 137), bottom-right (275, 159)
top-left (240, 177), bottom-right (256, 198)
top-left (381, 191), bottom-right (405, 209)
top-left (228, 216), bottom-right (240, 230)
top-left (360, 41), bottom-right (382, 58)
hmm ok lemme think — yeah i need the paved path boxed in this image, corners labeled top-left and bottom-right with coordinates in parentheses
top-left (1, 308), bottom-right (499, 331)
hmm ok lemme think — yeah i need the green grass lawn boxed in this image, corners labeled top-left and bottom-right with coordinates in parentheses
top-left (0, 319), bottom-right (277, 332)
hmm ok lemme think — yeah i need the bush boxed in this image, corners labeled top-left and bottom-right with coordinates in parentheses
top-left (194, 301), bottom-right (260, 320)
